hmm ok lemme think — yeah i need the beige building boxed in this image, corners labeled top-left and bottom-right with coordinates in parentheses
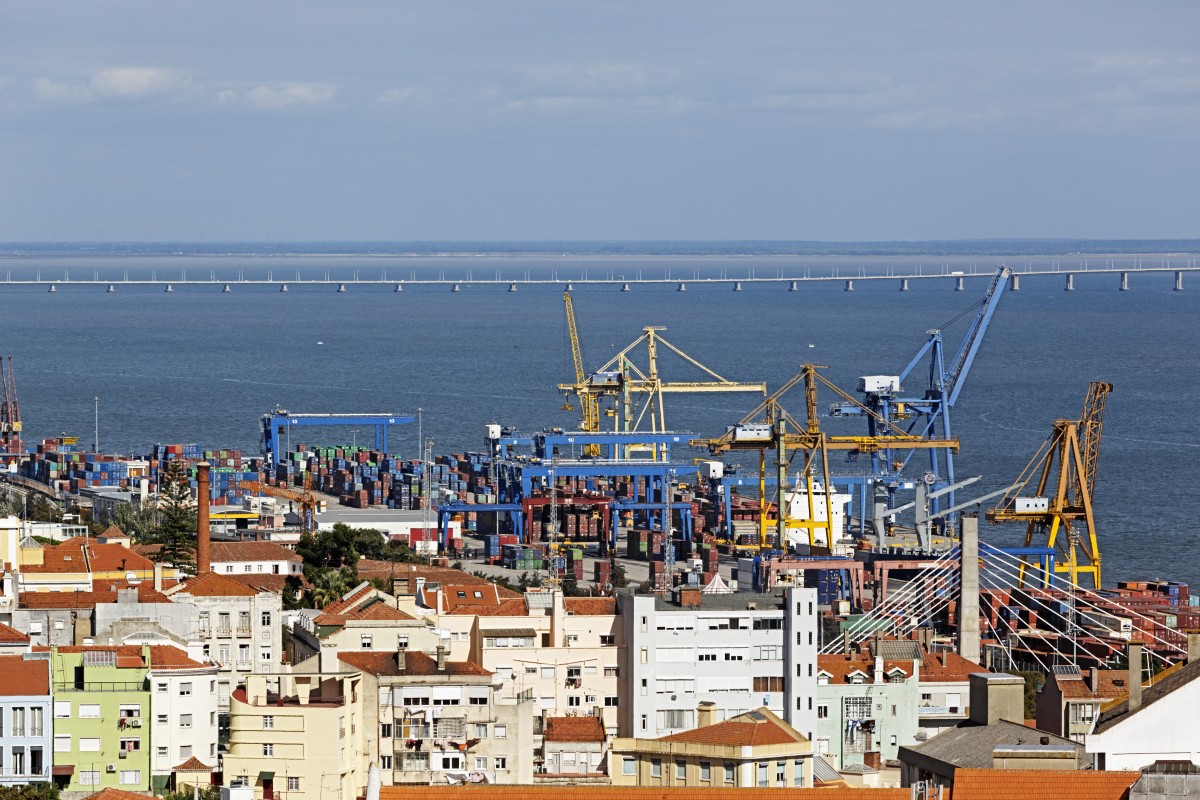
top-left (334, 646), bottom-right (535, 785)
top-left (541, 715), bottom-right (607, 776)
top-left (291, 583), bottom-right (442, 667)
top-left (224, 671), bottom-right (367, 800)
top-left (610, 706), bottom-right (814, 788)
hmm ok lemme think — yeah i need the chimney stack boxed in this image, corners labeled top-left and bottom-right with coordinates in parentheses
top-left (196, 462), bottom-right (211, 575)
top-left (153, 562), bottom-right (163, 593)
top-left (957, 514), bottom-right (982, 664)
top-left (435, 644), bottom-right (447, 671)
top-left (697, 701), bottom-right (716, 728)
top-left (1127, 642), bottom-right (1143, 712)
top-left (397, 644), bottom-right (407, 671)
top-left (1188, 632), bottom-right (1200, 665)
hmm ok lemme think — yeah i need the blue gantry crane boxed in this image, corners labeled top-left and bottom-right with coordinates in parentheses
top-left (260, 407), bottom-right (416, 466)
top-left (829, 266), bottom-right (1011, 537)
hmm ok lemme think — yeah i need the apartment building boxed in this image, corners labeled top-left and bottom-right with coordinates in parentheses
top-left (168, 571), bottom-right (283, 711)
top-left (469, 591), bottom-right (624, 735)
top-left (0, 652), bottom-right (52, 785)
top-left (291, 584), bottom-right (440, 667)
top-left (610, 706), bottom-right (814, 788)
top-left (224, 671), bottom-right (367, 800)
top-left (815, 648), bottom-right (920, 769)
top-left (147, 648), bottom-right (220, 790)
top-left (335, 646), bottom-right (534, 785)
top-left (618, 587), bottom-right (818, 741)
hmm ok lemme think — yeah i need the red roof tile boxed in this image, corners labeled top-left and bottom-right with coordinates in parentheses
top-left (85, 789), bottom-right (160, 800)
top-left (564, 597), bottom-right (617, 616)
top-left (544, 715), bottom-right (606, 743)
top-left (660, 708), bottom-right (806, 747)
top-left (209, 541), bottom-right (301, 564)
top-left (338, 649), bottom-right (492, 677)
top-left (0, 621), bottom-right (30, 644)
top-left (921, 650), bottom-right (987, 683)
top-left (949, 768), bottom-right (1139, 800)
top-left (0, 655), bottom-right (49, 695)
top-left (19, 582), bottom-right (172, 609)
top-left (172, 756), bottom-right (213, 772)
top-left (178, 571), bottom-right (259, 597)
top-left (147, 645), bottom-right (211, 671)
top-left (22, 539), bottom-right (155, 574)
top-left (817, 654), bottom-right (911, 684)
top-left (379, 788), bottom-right (908, 800)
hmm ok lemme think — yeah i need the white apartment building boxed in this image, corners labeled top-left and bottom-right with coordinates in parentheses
top-left (166, 572), bottom-right (283, 711)
top-left (209, 541), bottom-right (303, 577)
top-left (148, 650), bottom-right (221, 782)
top-left (618, 586), bottom-right (818, 741)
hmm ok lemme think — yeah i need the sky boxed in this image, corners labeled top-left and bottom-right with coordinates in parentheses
top-left (2, 2), bottom-right (1198, 242)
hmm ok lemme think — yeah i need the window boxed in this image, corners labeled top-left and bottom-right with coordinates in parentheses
top-left (724, 763), bottom-right (736, 783)
top-left (380, 755), bottom-right (392, 770)
top-left (541, 666), bottom-right (555, 679)
top-left (675, 760), bottom-right (686, 780)
top-left (600, 635), bottom-right (615, 646)
top-left (119, 770), bottom-right (141, 785)
top-left (120, 738), bottom-right (142, 752)
top-left (12, 707), bottom-right (24, 736)
top-left (440, 755), bottom-right (462, 769)
top-left (794, 760), bottom-right (805, 785)
top-left (494, 724), bottom-right (506, 739)
top-left (757, 762), bottom-right (769, 787)
top-left (753, 676), bottom-right (785, 693)
top-left (244, 565), bottom-right (252, 572)
top-left (604, 666), bottom-right (619, 677)
top-left (80, 704), bottom-right (100, 718)
top-left (753, 618), bottom-right (783, 630)
top-left (219, 645), bottom-right (230, 662)
top-left (78, 771), bottom-right (100, 786)
top-left (156, 714), bottom-right (168, 724)
top-left (494, 756), bottom-right (507, 771)
top-left (567, 696), bottom-right (581, 707)
top-left (700, 761), bottom-right (712, 781)
top-left (650, 759), bottom-right (662, 778)
top-left (361, 634), bottom-right (373, 648)
top-left (157, 682), bottom-right (168, 693)
top-left (262, 744), bottom-right (274, 756)
top-left (80, 738), bottom-right (101, 752)
top-left (180, 745), bottom-right (192, 759)
top-left (381, 723), bottom-right (392, 738)
top-left (261, 647), bottom-right (272, 663)
top-left (604, 696), bottom-right (619, 707)
top-left (54, 735), bottom-right (70, 753)
top-left (640, 648), bottom-right (648, 664)
top-left (180, 714), bottom-right (193, 729)
top-left (817, 704), bottom-right (829, 719)
top-left (263, 716), bottom-right (275, 729)
top-left (776, 760), bottom-right (786, 785)
top-left (261, 612), bottom-right (272, 626)
top-left (725, 652), bottom-right (744, 661)
top-left (156, 746), bottom-right (168, 757)
top-left (698, 653), bottom-right (716, 661)
top-left (641, 714), bottom-right (648, 731)
top-left (239, 644), bottom-right (250, 661)
top-left (288, 778), bottom-right (300, 792)
top-left (657, 709), bottom-right (693, 729)
top-left (524, 666), bottom-right (537, 674)
top-left (179, 682), bottom-right (192, 696)
top-left (756, 645), bottom-right (782, 660)
top-left (474, 756), bottom-right (487, 770)
top-left (54, 701), bottom-right (70, 718)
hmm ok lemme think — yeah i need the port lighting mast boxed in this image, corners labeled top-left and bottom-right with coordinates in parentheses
top-left (986, 381), bottom-right (1113, 588)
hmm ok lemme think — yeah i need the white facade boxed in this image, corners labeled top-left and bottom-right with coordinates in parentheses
top-left (149, 664), bottom-right (221, 775)
top-left (212, 558), bottom-right (302, 577)
top-left (619, 587), bottom-right (818, 741)
top-left (1087, 671), bottom-right (1200, 770)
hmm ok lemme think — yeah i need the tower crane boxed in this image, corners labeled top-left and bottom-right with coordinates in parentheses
top-left (238, 476), bottom-right (321, 534)
top-left (560, 292), bottom-right (605, 456)
top-left (691, 363), bottom-right (959, 551)
top-left (829, 266), bottom-right (1010, 532)
top-left (986, 381), bottom-right (1113, 588)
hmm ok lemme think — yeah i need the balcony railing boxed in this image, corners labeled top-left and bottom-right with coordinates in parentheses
top-left (216, 627), bottom-right (233, 637)
top-left (236, 626), bottom-right (252, 637)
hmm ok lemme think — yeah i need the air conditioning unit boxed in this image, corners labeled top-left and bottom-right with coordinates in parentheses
top-left (130, 719), bottom-right (141, 728)
top-left (119, 750), bottom-right (128, 759)
top-left (106, 765), bottom-right (117, 773)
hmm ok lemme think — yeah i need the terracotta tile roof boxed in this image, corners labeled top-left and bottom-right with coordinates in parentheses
top-left (427, 587), bottom-right (526, 616)
top-left (19, 582), bottom-right (173, 609)
top-left (99, 524), bottom-right (126, 539)
top-left (949, 768), bottom-right (1140, 800)
top-left (544, 715), bottom-right (606, 743)
top-left (920, 651), bottom-right (987, 683)
top-left (564, 597), bottom-right (617, 616)
top-left (1054, 668), bottom-right (1139, 700)
top-left (0, 655), bottom-right (49, 695)
top-left (0, 621), bottom-right (30, 644)
top-left (22, 539), bottom-right (155, 574)
top-left (660, 708), bottom-right (806, 747)
top-left (86, 789), bottom-right (161, 800)
top-left (321, 583), bottom-right (375, 615)
top-left (147, 645), bottom-right (211, 671)
top-left (178, 571), bottom-right (259, 597)
top-left (338, 649), bottom-right (492, 677)
top-left (226, 573), bottom-right (305, 593)
top-left (172, 755), bottom-right (213, 772)
top-left (379, 788), bottom-right (908, 800)
top-left (210, 541), bottom-right (301, 564)
top-left (362, 562), bottom-right (497, 587)
top-left (817, 654), bottom-right (912, 684)
top-left (93, 577), bottom-right (180, 592)
top-left (316, 601), bottom-right (415, 626)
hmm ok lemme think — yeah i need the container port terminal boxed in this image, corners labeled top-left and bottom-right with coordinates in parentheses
top-left (0, 264), bottom-right (1190, 680)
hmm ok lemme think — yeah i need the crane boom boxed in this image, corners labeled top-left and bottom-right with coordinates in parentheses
top-left (238, 479), bottom-right (319, 533)
top-left (1079, 381), bottom-right (1113, 499)
top-left (945, 266), bottom-right (1011, 406)
top-left (563, 291), bottom-right (586, 386)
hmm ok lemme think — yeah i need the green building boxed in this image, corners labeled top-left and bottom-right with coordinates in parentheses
top-left (47, 645), bottom-right (152, 792)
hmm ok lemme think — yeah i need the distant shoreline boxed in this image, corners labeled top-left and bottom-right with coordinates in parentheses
top-left (2, 239), bottom-right (1200, 258)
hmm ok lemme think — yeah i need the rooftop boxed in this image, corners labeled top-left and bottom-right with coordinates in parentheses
top-left (647, 590), bottom-right (787, 612)
top-left (564, 597), bottom-right (617, 616)
top-left (899, 718), bottom-right (1088, 770)
top-left (19, 582), bottom-right (172, 609)
top-left (338, 649), bottom-right (492, 678)
top-left (0, 620), bottom-right (31, 644)
top-left (949, 768), bottom-right (1139, 800)
top-left (0, 654), bottom-right (49, 695)
top-left (921, 650), bottom-right (988, 683)
top-left (544, 715), bottom-right (606, 743)
top-left (22, 538), bottom-right (155, 574)
top-left (176, 571), bottom-right (259, 597)
top-left (210, 540), bottom-right (302, 564)
top-left (378, 788), bottom-right (908, 800)
top-left (660, 708), bottom-right (808, 748)
top-left (817, 654), bottom-right (913, 684)
top-left (1095, 658), bottom-right (1200, 734)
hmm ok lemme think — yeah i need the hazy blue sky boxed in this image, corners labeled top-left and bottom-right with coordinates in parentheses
top-left (2, 2), bottom-right (1198, 241)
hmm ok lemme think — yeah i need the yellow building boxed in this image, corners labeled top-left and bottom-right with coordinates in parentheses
top-left (610, 706), bottom-right (814, 789)
top-left (223, 671), bottom-right (366, 800)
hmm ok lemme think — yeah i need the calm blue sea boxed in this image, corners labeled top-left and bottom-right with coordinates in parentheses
top-left (1, 252), bottom-right (1197, 587)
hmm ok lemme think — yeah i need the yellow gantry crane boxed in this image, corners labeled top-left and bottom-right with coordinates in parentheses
top-left (986, 381), bottom-right (1113, 589)
top-left (558, 294), bottom-right (766, 457)
top-left (691, 363), bottom-right (960, 551)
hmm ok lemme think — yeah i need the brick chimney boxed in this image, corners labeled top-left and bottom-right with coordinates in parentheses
top-left (435, 644), bottom-right (447, 671)
top-left (679, 587), bottom-right (702, 608)
top-left (196, 461), bottom-right (211, 574)
top-left (1127, 642), bottom-right (1143, 712)
top-left (863, 750), bottom-right (882, 771)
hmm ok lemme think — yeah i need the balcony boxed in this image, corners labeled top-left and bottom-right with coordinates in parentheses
top-left (236, 626), bottom-right (252, 637)
top-left (216, 627), bottom-right (233, 638)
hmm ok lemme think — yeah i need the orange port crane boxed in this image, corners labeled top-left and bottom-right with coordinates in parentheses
top-left (0, 356), bottom-right (22, 457)
top-left (238, 476), bottom-right (320, 534)
top-left (986, 381), bottom-right (1113, 588)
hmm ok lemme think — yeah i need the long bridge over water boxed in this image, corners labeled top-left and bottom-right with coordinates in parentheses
top-left (6, 262), bottom-right (1199, 293)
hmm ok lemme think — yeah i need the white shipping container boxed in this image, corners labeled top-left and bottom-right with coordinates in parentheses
top-left (858, 375), bottom-right (902, 394)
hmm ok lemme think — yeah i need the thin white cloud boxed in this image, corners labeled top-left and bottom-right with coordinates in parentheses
top-left (378, 86), bottom-right (416, 104)
top-left (242, 83), bottom-right (335, 109)
top-left (90, 67), bottom-right (186, 98)
top-left (34, 77), bottom-right (95, 103)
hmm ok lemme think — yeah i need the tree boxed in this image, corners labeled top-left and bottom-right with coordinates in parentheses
top-left (149, 460), bottom-right (197, 573)
top-left (162, 787), bottom-right (222, 800)
top-left (113, 500), bottom-right (162, 543)
top-left (304, 566), bottom-right (357, 608)
top-left (0, 783), bottom-right (60, 800)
